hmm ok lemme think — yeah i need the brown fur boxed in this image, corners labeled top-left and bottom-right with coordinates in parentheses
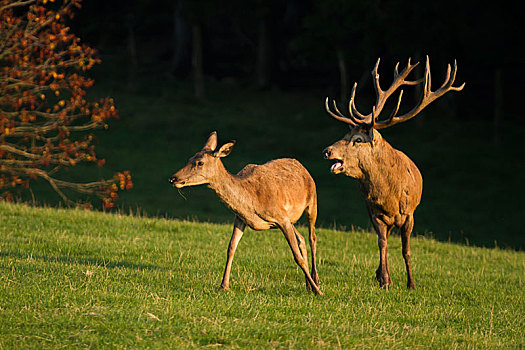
top-left (169, 131), bottom-right (321, 295)
top-left (324, 129), bottom-right (421, 289)
top-left (324, 57), bottom-right (463, 289)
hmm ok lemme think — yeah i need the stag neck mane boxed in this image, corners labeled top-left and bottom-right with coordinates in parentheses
top-left (357, 129), bottom-right (421, 217)
top-left (361, 130), bottom-right (405, 181)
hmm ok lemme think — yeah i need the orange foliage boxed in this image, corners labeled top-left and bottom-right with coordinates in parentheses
top-left (0, 0), bottom-right (131, 209)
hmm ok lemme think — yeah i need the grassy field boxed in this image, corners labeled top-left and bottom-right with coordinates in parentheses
top-left (1, 202), bottom-right (524, 348)
top-left (18, 75), bottom-right (525, 250)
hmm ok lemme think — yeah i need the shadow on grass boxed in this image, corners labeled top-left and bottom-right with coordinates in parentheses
top-left (0, 250), bottom-right (166, 272)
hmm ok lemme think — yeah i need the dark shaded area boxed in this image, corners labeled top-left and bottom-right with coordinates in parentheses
top-left (25, 0), bottom-right (524, 249)
top-left (71, 0), bottom-right (523, 123)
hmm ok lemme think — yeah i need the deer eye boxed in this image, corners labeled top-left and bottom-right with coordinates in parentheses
top-left (196, 160), bottom-right (204, 166)
top-left (353, 136), bottom-right (363, 143)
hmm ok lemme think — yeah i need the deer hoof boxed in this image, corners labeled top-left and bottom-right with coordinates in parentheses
top-left (312, 274), bottom-right (320, 287)
top-left (379, 275), bottom-right (392, 290)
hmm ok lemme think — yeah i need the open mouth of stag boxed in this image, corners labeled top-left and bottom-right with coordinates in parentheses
top-left (330, 160), bottom-right (343, 174)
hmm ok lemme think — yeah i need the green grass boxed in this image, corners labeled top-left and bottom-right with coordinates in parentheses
top-left (1, 202), bottom-right (524, 348)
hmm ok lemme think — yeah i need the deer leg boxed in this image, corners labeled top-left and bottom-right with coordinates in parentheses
top-left (401, 215), bottom-right (416, 289)
top-left (372, 217), bottom-right (393, 289)
top-left (220, 216), bottom-right (246, 291)
top-left (292, 227), bottom-right (313, 291)
top-left (281, 221), bottom-right (323, 295)
top-left (305, 204), bottom-right (319, 287)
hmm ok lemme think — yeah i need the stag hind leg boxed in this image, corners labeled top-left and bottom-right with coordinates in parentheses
top-left (372, 217), bottom-right (393, 289)
top-left (401, 215), bottom-right (416, 289)
top-left (220, 216), bottom-right (246, 291)
top-left (280, 220), bottom-right (323, 295)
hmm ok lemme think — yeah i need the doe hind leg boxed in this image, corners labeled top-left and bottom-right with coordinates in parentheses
top-left (292, 227), bottom-right (314, 291)
top-left (305, 203), bottom-right (319, 287)
top-left (281, 220), bottom-right (322, 295)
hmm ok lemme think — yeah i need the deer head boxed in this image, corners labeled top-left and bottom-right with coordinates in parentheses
top-left (168, 131), bottom-right (236, 188)
top-left (323, 56), bottom-right (465, 179)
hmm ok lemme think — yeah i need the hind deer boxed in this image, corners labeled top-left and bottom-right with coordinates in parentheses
top-left (323, 56), bottom-right (464, 289)
top-left (169, 131), bottom-right (322, 295)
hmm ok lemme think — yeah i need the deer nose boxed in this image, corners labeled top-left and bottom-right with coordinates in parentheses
top-left (323, 148), bottom-right (331, 159)
top-left (168, 175), bottom-right (177, 184)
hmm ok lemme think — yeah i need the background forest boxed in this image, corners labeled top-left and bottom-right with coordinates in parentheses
top-left (3, 0), bottom-right (524, 249)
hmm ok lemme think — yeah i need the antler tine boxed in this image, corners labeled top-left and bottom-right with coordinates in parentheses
top-left (425, 56), bottom-right (432, 94)
top-left (332, 100), bottom-right (349, 119)
top-left (371, 106), bottom-right (376, 129)
top-left (384, 89), bottom-right (404, 124)
top-left (325, 97), bottom-right (358, 126)
top-left (348, 82), bottom-right (370, 122)
top-left (372, 58), bottom-right (383, 95)
top-left (440, 63), bottom-right (452, 90)
top-left (445, 59), bottom-right (466, 92)
top-left (370, 57), bottom-right (422, 124)
top-left (419, 56), bottom-right (431, 99)
top-left (375, 56), bottom-right (465, 129)
top-left (394, 62), bottom-right (400, 77)
top-left (397, 58), bottom-right (423, 86)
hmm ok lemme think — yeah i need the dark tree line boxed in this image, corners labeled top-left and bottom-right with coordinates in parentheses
top-left (71, 0), bottom-right (522, 123)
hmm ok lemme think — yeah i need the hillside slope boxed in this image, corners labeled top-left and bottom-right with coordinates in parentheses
top-left (1, 202), bottom-right (524, 348)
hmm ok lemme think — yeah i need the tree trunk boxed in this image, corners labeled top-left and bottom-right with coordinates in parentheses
top-left (493, 68), bottom-right (502, 144)
top-left (192, 23), bottom-right (204, 100)
top-left (336, 46), bottom-right (348, 102)
top-left (256, 19), bottom-right (270, 89)
top-left (126, 14), bottom-right (138, 91)
top-left (171, 1), bottom-right (188, 75)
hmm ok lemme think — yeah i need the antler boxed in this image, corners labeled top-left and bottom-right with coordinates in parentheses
top-left (325, 56), bottom-right (465, 129)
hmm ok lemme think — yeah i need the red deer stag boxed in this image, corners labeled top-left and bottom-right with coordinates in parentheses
top-left (323, 56), bottom-right (464, 289)
top-left (169, 131), bottom-right (321, 295)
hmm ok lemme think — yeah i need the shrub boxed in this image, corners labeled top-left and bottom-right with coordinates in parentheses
top-left (0, 0), bottom-right (131, 209)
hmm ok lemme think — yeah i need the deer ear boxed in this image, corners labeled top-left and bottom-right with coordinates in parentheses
top-left (202, 131), bottom-right (218, 151)
top-left (213, 141), bottom-right (236, 158)
top-left (367, 127), bottom-right (374, 142)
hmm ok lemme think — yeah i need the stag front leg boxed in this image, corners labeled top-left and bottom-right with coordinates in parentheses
top-left (401, 215), bottom-right (416, 289)
top-left (372, 217), bottom-right (393, 289)
top-left (280, 221), bottom-right (323, 295)
top-left (221, 216), bottom-right (246, 291)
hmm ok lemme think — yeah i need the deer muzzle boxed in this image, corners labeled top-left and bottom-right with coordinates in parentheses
top-left (323, 147), bottom-right (344, 174)
top-left (168, 175), bottom-right (186, 188)
top-left (322, 148), bottom-right (331, 159)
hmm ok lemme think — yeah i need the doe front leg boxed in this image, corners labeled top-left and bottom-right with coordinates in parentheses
top-left (221, 216), bottom-right (246, 291)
